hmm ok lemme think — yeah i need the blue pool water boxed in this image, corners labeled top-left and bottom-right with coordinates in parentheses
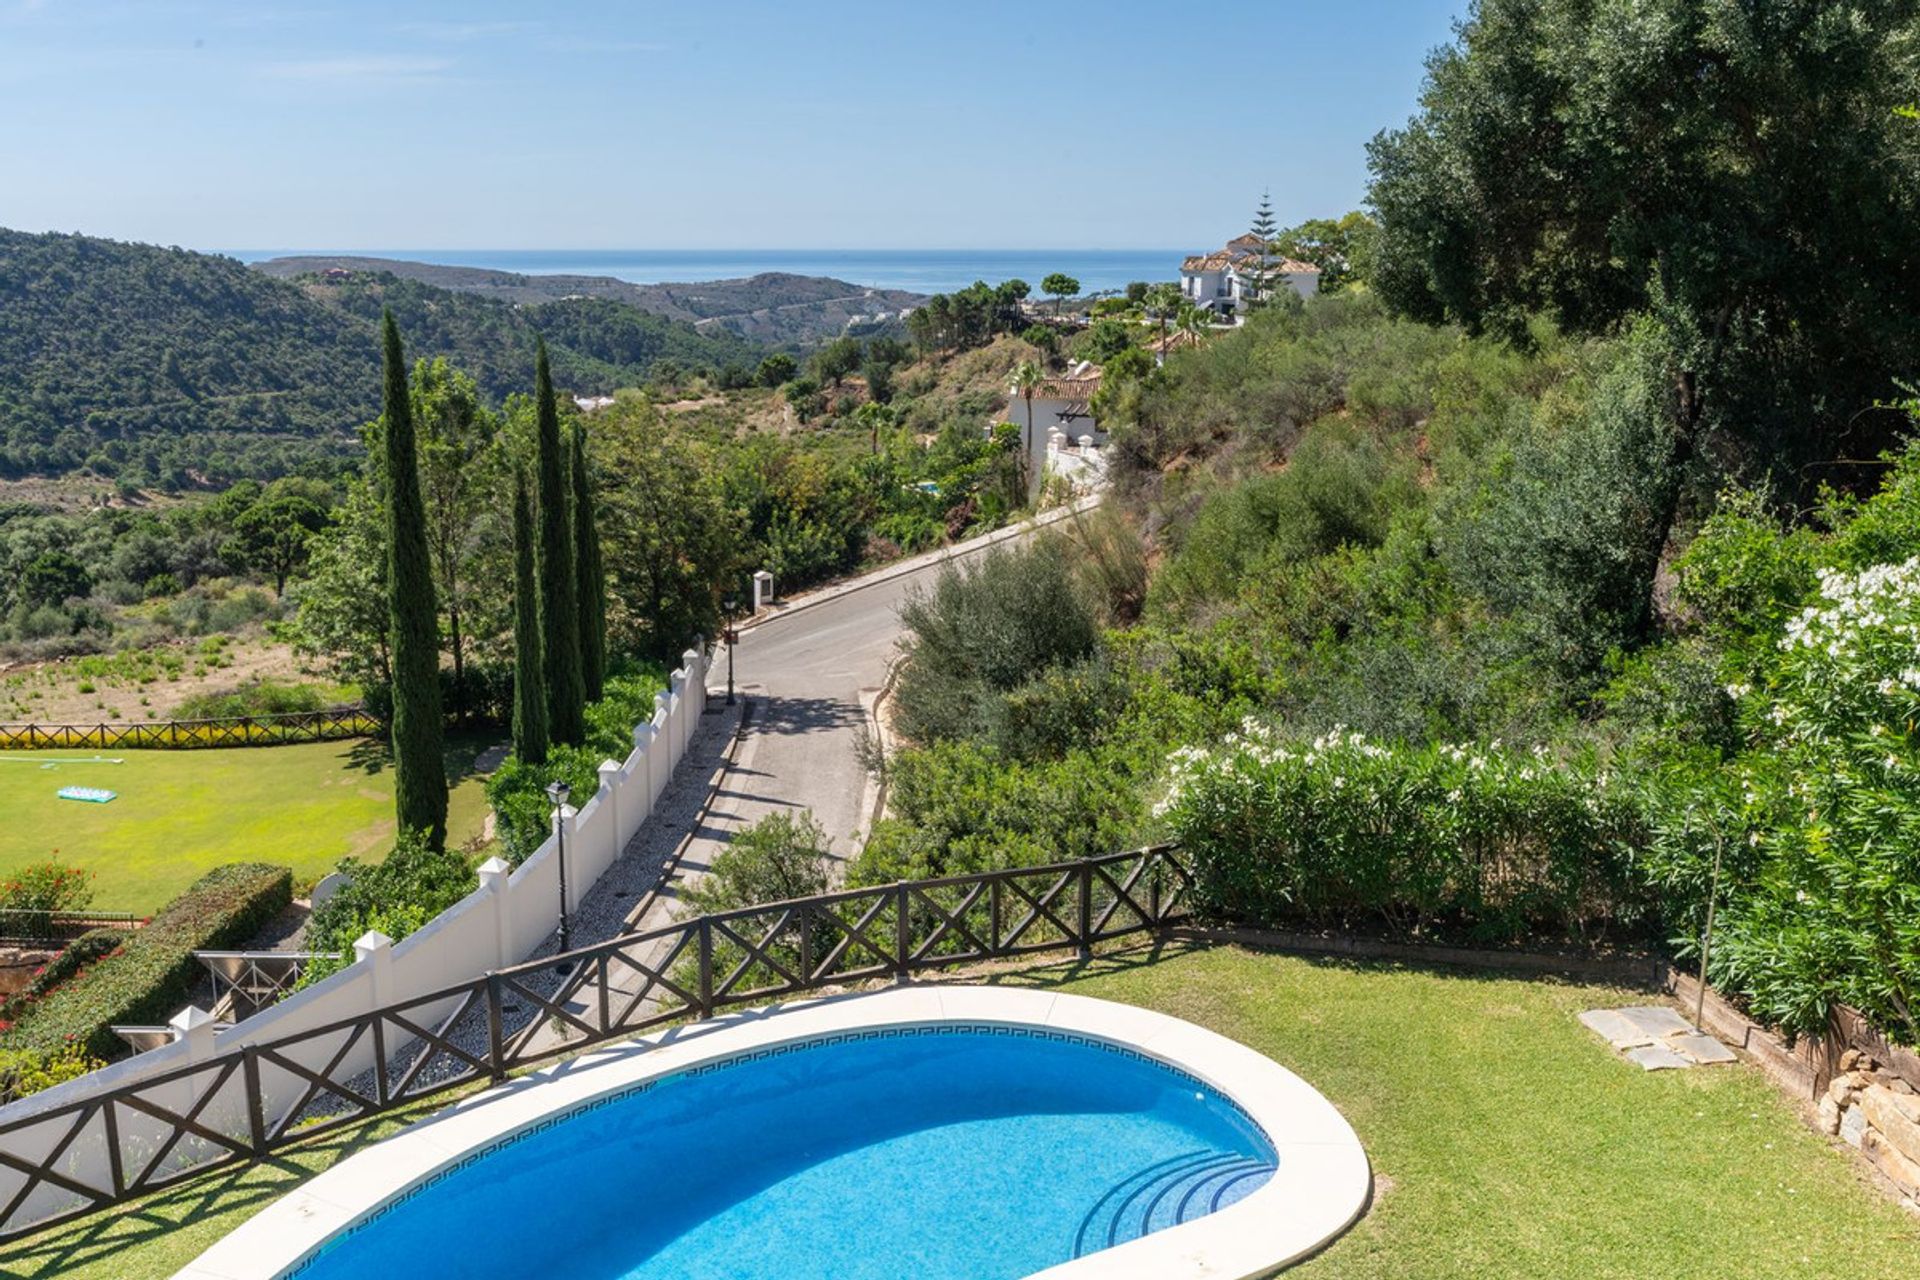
top-left (291, 1027), bottom-right (1276, 1280)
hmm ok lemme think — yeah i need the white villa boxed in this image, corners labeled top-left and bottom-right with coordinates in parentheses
top-left (1180, 233), bottom-right (1320, 317)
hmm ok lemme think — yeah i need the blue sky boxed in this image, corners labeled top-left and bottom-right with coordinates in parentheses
top-left (0, 0), bottom-right (1465, 251)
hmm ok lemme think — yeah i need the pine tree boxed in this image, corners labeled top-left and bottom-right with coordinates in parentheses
top-left (570, 423), bottom-right (608, 702)
top-left (511, 466), bottom-right (548, 765)
top-left (535, 338), bottom-right (586, 744)
top-left (1245, 190), bottom-right (1280, 309)
top-left (380, 312), bottom-right (448, 848)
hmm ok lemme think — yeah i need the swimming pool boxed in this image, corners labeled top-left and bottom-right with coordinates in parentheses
top-left (182, 987), bottom-right (1368, 1280)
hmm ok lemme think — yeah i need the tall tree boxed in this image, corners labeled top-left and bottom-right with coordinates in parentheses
top-left (510, 466), bottom-right (548, 765)
top-left (1242, 191), bottom-right (1279, 308)
top-left (570, 422), bottom-right (608, 702)
top-left (1011, 360), bottom-right (1043, 494)
top-left (1366, 0), bottom-right (1920, 511)
top-left (1274, 211), bottom-right (1377, 293)
top-left (534, 338), bottom-right (587, 744)
top-left (380, 312), bottom-right (447, 849)
top-left (413, 358), bottom-right (502, 725)
top-left (1040, 273), bottom-right (1080, 320)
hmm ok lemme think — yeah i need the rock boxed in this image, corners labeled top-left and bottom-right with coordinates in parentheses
top-left (1861, 1085), bottom-right (1920, 1166)
top-left (1829, 1076), bottom-right (1860, 1107)
top-left (1817, 1095), bottom-right (1842, 1135)
top-left (1841, 1103), bottom-right (1870, 1148)
top-left (1892, 1078), bottom-right (1917, 1097)
top-left (1841, 1048), bottom-right (1869, 1072)
top-left (1864, 1130), bottom-right (1920, 1196)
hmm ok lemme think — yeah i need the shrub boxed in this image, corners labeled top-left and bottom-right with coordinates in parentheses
top-left (301, 831), bottom-right (475, 987)
top-left (0, 862), bottom-right (94, 924)
top-left (485, 665), bottom-right (668, 863)
top-left (172, 678), bottom-right (332, 720)
top-left (0, 1043), bottom-right (103, 1105)
top-left (1158, 723), bottom-right (1653, 943)
top-left (0, 927), bottom-right (125, 1024)
top-left (680, 811), bottom-right (832, 915)
top-left (1696, 558), bottom-right (1920, 1042)
top-left (0, 863), bottom-right (290, 1060)
top-left (855, 740), bottom-right (1145, 884)
top-left (892, 538), bottom-right (1100, 745)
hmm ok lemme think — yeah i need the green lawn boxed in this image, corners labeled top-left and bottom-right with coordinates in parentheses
top-left (0, 736), bottom-right (496, 913)
top-left (1, 943), bottom-right (1915, 1279)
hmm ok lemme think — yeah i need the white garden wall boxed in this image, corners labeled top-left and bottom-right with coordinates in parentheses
top-left (0, 644), bottom-right (710, 1233)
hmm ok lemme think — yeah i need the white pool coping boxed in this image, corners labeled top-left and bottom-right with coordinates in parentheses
top-left (175, 985), bottom-right (1370, 1280)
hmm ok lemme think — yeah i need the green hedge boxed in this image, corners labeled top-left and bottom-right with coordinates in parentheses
top-left (1159, 726), bottom-right (1655, 944)
top-left (0, 863), bottom-right (290, 1061)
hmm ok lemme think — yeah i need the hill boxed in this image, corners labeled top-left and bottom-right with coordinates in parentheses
top-left (0, 230), bottom-right (762, 484)
top-left (251, 256), bottom-right (926, 347)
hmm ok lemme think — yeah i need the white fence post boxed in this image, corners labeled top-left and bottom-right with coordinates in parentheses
top-left (477, 856), bottom-right (512, 969)
top-left (355, 931), bottom-right (394, 1009)
top-left (650, 694), bottom-right (671, 803)
top-left (753, 569), bottom-right (774, 613)
top-left (169, 1005), bottom-right (217, 1058)
top-left (597, 758), bottom-right (623, 848)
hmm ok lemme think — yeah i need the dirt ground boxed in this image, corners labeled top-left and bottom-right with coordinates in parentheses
top-left (0, 634), bottom-right (316, 724)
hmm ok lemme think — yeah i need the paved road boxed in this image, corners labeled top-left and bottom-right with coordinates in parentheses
top-left (713, 497), bottom-right (1099, 869)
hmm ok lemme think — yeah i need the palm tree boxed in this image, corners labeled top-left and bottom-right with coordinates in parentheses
top-left (1146, 283), bottom-right (1183, 361)
top-left (1012, 359), bottom-right (1044, 494)
top-left (1180, 305), bottom-right (1211, 349)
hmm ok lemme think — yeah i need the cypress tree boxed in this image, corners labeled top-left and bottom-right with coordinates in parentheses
top-left (535, 338), bottom-right (586, 744)
top-left (511, 466), bottom-right (548, 765)
top-left (570, 423), bottom-right (608, 702)
top-left (380, 312), bottom-right (447, 848)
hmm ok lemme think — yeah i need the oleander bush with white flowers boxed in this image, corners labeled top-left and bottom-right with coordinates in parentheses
top-left (1159, 725), bottom-right (1654, 944)
top-left (1703, 557), bottom-right (1920, 1043)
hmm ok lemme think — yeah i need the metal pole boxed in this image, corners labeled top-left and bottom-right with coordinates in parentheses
top-left (727, 627), bottom-right (736, 706)
top-left (1695, 824), bottom-right (1725, 1031)
top-left (557, 816), bottom-right (570, 955)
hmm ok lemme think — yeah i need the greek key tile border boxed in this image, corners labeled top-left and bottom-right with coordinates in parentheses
top-left (279, 1022), bottom-right (1259, 1279)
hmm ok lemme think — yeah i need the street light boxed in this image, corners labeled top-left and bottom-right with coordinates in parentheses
top-left (546, 778), bottom-right (573, 970)
top-left (723, 598), bottom-right (740, 706)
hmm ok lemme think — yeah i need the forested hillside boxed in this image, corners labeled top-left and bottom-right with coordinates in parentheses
top-left (0, 230), bottom-right (760, 484)
top-left (253, 257), bottom-right (926, 347)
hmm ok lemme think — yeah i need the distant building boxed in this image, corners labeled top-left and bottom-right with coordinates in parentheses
top-left (1005, 359), bottom-right (1105, 440)
top-left (1179, 236), bottom-right (1319, 318)
top-left (573, 395), bottom-right (617, 413)
top-left (321, 267), bottom-right (352, 281)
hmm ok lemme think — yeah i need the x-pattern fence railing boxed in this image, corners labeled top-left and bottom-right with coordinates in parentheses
top-left (0, 708), bottom-right (379, 752)
top-left (0, 845), bottom-right (1191, 1241)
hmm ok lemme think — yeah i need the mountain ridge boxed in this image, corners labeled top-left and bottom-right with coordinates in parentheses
top-left (249, 255), bottom-right (926, 345)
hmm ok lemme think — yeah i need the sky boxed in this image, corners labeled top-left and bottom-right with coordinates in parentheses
top-left (0, 0), bottom-right (1466, 252)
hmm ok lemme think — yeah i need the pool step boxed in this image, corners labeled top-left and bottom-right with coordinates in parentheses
top-left (1072, 1149), bottom-right (1275, 1257)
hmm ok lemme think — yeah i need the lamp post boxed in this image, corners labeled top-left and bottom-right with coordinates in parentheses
top-left (546, 778), bottom-right (573, 969)
top-left (723, 598), bottom-right (739, 706)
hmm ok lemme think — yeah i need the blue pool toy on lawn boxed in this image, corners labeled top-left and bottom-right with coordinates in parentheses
top-left (57, 786), bottom-right (117, 804)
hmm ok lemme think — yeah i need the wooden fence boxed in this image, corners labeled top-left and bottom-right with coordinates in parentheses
top-left (0, 844), bottom-right (1191, 1240)
top-left (0, 708), bottom-right (378, 752)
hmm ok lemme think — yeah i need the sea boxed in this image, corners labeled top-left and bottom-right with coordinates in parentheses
top-left (225, 248), bottom-right (1184, 297)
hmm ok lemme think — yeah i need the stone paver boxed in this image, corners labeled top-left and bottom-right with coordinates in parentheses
top-left (1581, 1004), bottom-right (1738, 1072)
top-left (1617, 1005), bottom-right (1694, 1038)
top-left (1670, 1032), bottom-right (1738, 1065)
top-left (1625, 1044), bottom-right (1693, 1071)
top-left (1578, 1008), bottom-right (1655, 1048)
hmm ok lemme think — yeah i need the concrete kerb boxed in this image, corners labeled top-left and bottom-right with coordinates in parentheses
top-left (735, 493), bottom-right (1103, 635)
